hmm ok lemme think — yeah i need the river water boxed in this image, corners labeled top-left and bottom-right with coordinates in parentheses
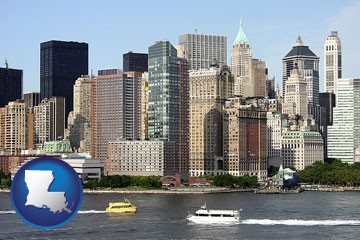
top-left (0, 191), bottom-right (359, 239)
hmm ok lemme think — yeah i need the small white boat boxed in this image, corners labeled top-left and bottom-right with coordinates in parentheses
top-left (187, 203), bottom-right (241, 224)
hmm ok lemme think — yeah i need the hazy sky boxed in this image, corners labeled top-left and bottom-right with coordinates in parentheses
top-left (1, 0), bottom-right (359, 93)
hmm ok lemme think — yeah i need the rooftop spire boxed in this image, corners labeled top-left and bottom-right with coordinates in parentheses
top-left (295, 35), bottom-right (303, 46)
top-left (4, 58), bottom-right (8, 69)
top-left (233, 19), bottom-right (249, 46)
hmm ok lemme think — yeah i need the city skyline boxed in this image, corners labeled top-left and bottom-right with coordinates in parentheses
top-left (1, 0), bottom-right (359, 94)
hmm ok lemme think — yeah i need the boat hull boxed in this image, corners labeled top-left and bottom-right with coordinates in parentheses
top-left (187, 215), bottom-right (240, 224)
top-left (106, 207), bottom-right (137, 213)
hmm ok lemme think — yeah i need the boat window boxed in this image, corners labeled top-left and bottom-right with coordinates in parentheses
top-left (223, 214), bottom-right (234, 217)
top-left (210, 214), bottom-right (221, 217)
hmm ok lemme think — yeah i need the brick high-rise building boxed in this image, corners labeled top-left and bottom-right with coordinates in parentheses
top-left (91, 71), bottom-right (142, 172)
top-left (223, 98), bottom-right (268, 180)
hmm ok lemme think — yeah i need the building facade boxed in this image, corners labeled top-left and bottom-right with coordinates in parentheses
top-left (178, 33), bottom-right (227, 70)
top-left (267, 112), bottom-right (282, 166)
top-left (34, 97), bottom-right (65, 148)
top-left (40, 40), bottom-right (88, 123)
top-left (0, 60), bottom-right (22, 108)
top-left (67, 76), bottom-right (92, 153)
top-left (231, 21), bottom-right (252, 97)
top-left (281, 131), bottom-right (324, 170)
top-left (141, 72), bottom-right (149, 140)
top-left (324, 31), bottom-right (342, 94)
top-left (328, 78), bottom-right (360, 163)
top-left (107, 140), bottom-right (176, 176)
top-left (223, 98), bottom-right (268, 180)
top-left (282, 67), bottom-right (308, 119)
top-left (148, 41), bottom-right (190, 177)
top-left (0, 100), bottom-right (26, 155)
top-left (23, 92), bottom-right (40, 110)
top-left (189, 66), bottom-right (233, 176)
top-left (91, 71), bottom-right (142, 171)
top-left (283, 36), bottom-right (319, 113)
top-left (123, 52), bottom-right (148, 73)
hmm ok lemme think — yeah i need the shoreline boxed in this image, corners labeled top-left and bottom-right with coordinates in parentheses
top-left (2, 187), bottom-right (360, 194)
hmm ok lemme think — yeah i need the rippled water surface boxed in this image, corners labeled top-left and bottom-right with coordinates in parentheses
top-left (1, 191), bottom-right (359, 239)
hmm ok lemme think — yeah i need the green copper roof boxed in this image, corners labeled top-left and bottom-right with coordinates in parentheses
top-left (233, 20), bottom-right (249, 45)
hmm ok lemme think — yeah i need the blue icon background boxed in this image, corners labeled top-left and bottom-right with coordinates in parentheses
top-left (10, 157), bottom-right (83, 229)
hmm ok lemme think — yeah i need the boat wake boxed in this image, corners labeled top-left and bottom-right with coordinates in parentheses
top-left (241, 219), bottom-right (360, 226)
top-left (0, 210), bottom-right (106, 214)
top-left (0, 210), bottom-right (15, 214)
top-left (78, 210), bottom-right (106, 214)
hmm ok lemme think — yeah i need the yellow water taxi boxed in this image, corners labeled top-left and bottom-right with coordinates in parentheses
top-left (106, 198), bottom-right (137, 213)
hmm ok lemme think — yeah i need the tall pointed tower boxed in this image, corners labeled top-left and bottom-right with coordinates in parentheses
top-left (324, 31), bottom-right (342, 95)
top-left (231, 20), bottom-right (253, 97)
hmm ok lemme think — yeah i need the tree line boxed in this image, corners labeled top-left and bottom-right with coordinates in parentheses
top-left (0, 171), bottom-right (11, 188)
top-left (299, 159), bottom-right (360, 186)
top-left (84, 175), bottom-right (162, 189)
top-left (199, 174), bottom-right (259, 188)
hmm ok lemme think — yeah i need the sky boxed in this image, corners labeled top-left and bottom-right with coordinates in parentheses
top-left (1, 0), bottom-right (360, 93)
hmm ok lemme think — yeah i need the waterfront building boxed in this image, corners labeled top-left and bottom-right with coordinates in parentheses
top-left (281, 131), bottom-right (324, 170)
top-left (34, 97), bottom-right (65, 148)
top-left (223, 98), bottom-right (268, 180)
top-left (0, 60), bottom-right (22, 108)
top-left (282, 67), bottom-right (308, 119)
top-left (178, 33), bottom-right (227, 70)
top-left (189, 65), bottom-right (233, 176)
top-left (91, 71), bottom-right (142, 171)
top-left (283, 36), bottom-right (319, 114)
top-left (328, 78), bottom-right (360, 163)
top-left (40, 40), bottom-right (88, 123)
top-left (107, 140), bottom-right (176, 176)
top-left (148, 41), bottom-right (190, 177)
top-left (0, 100), bottom-right (26, 155)
top-left (267, 112), bottom-right (282, 166)
top-left (123, 52), bottom-right (148, 73)
top-left (324, 31), bottom-right (342, 94)
top-left (66, 76), bottom-right (92, 153)
top-left (61, 154), bottom-right (104, 182)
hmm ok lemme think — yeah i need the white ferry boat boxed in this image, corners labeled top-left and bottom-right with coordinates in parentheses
top-left (187, 203), bottom-right (241, 224)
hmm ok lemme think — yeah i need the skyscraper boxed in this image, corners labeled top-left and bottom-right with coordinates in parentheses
top-left (123, 52), bottom-right (148, 73)
top-left (328, 78), bottom-right (360, 163)
top-left (178, 33), bottom-right (227, 70)
top-left (189, 65), bottom-right (233, 176)
top-left (324, 31), bottom-right (342, 94)
top-left (34, 97), bottom-right (65, 148)
top-left (282, 67), bottom-right (308, 119)
top-left (148, 41), bottom-right (190, 176)
top-left (283, 36), bottom-right (319, 113)
top-left (223, 98), bottom-right (268, 180)
top-left (91, 71), bottom-right (142, 171)
top-left (40, 40), bottom-right (88, 122)
top-left (0, 100), bottom-right (26, 155)
top-left (0, 60), bottom-right (23, 108)
top-left (23, 92), bottom-right (40, 110)
top-left (67, 76), bottom-right (93, 153)
top-left (231, 21), bottom-right (252, 96)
